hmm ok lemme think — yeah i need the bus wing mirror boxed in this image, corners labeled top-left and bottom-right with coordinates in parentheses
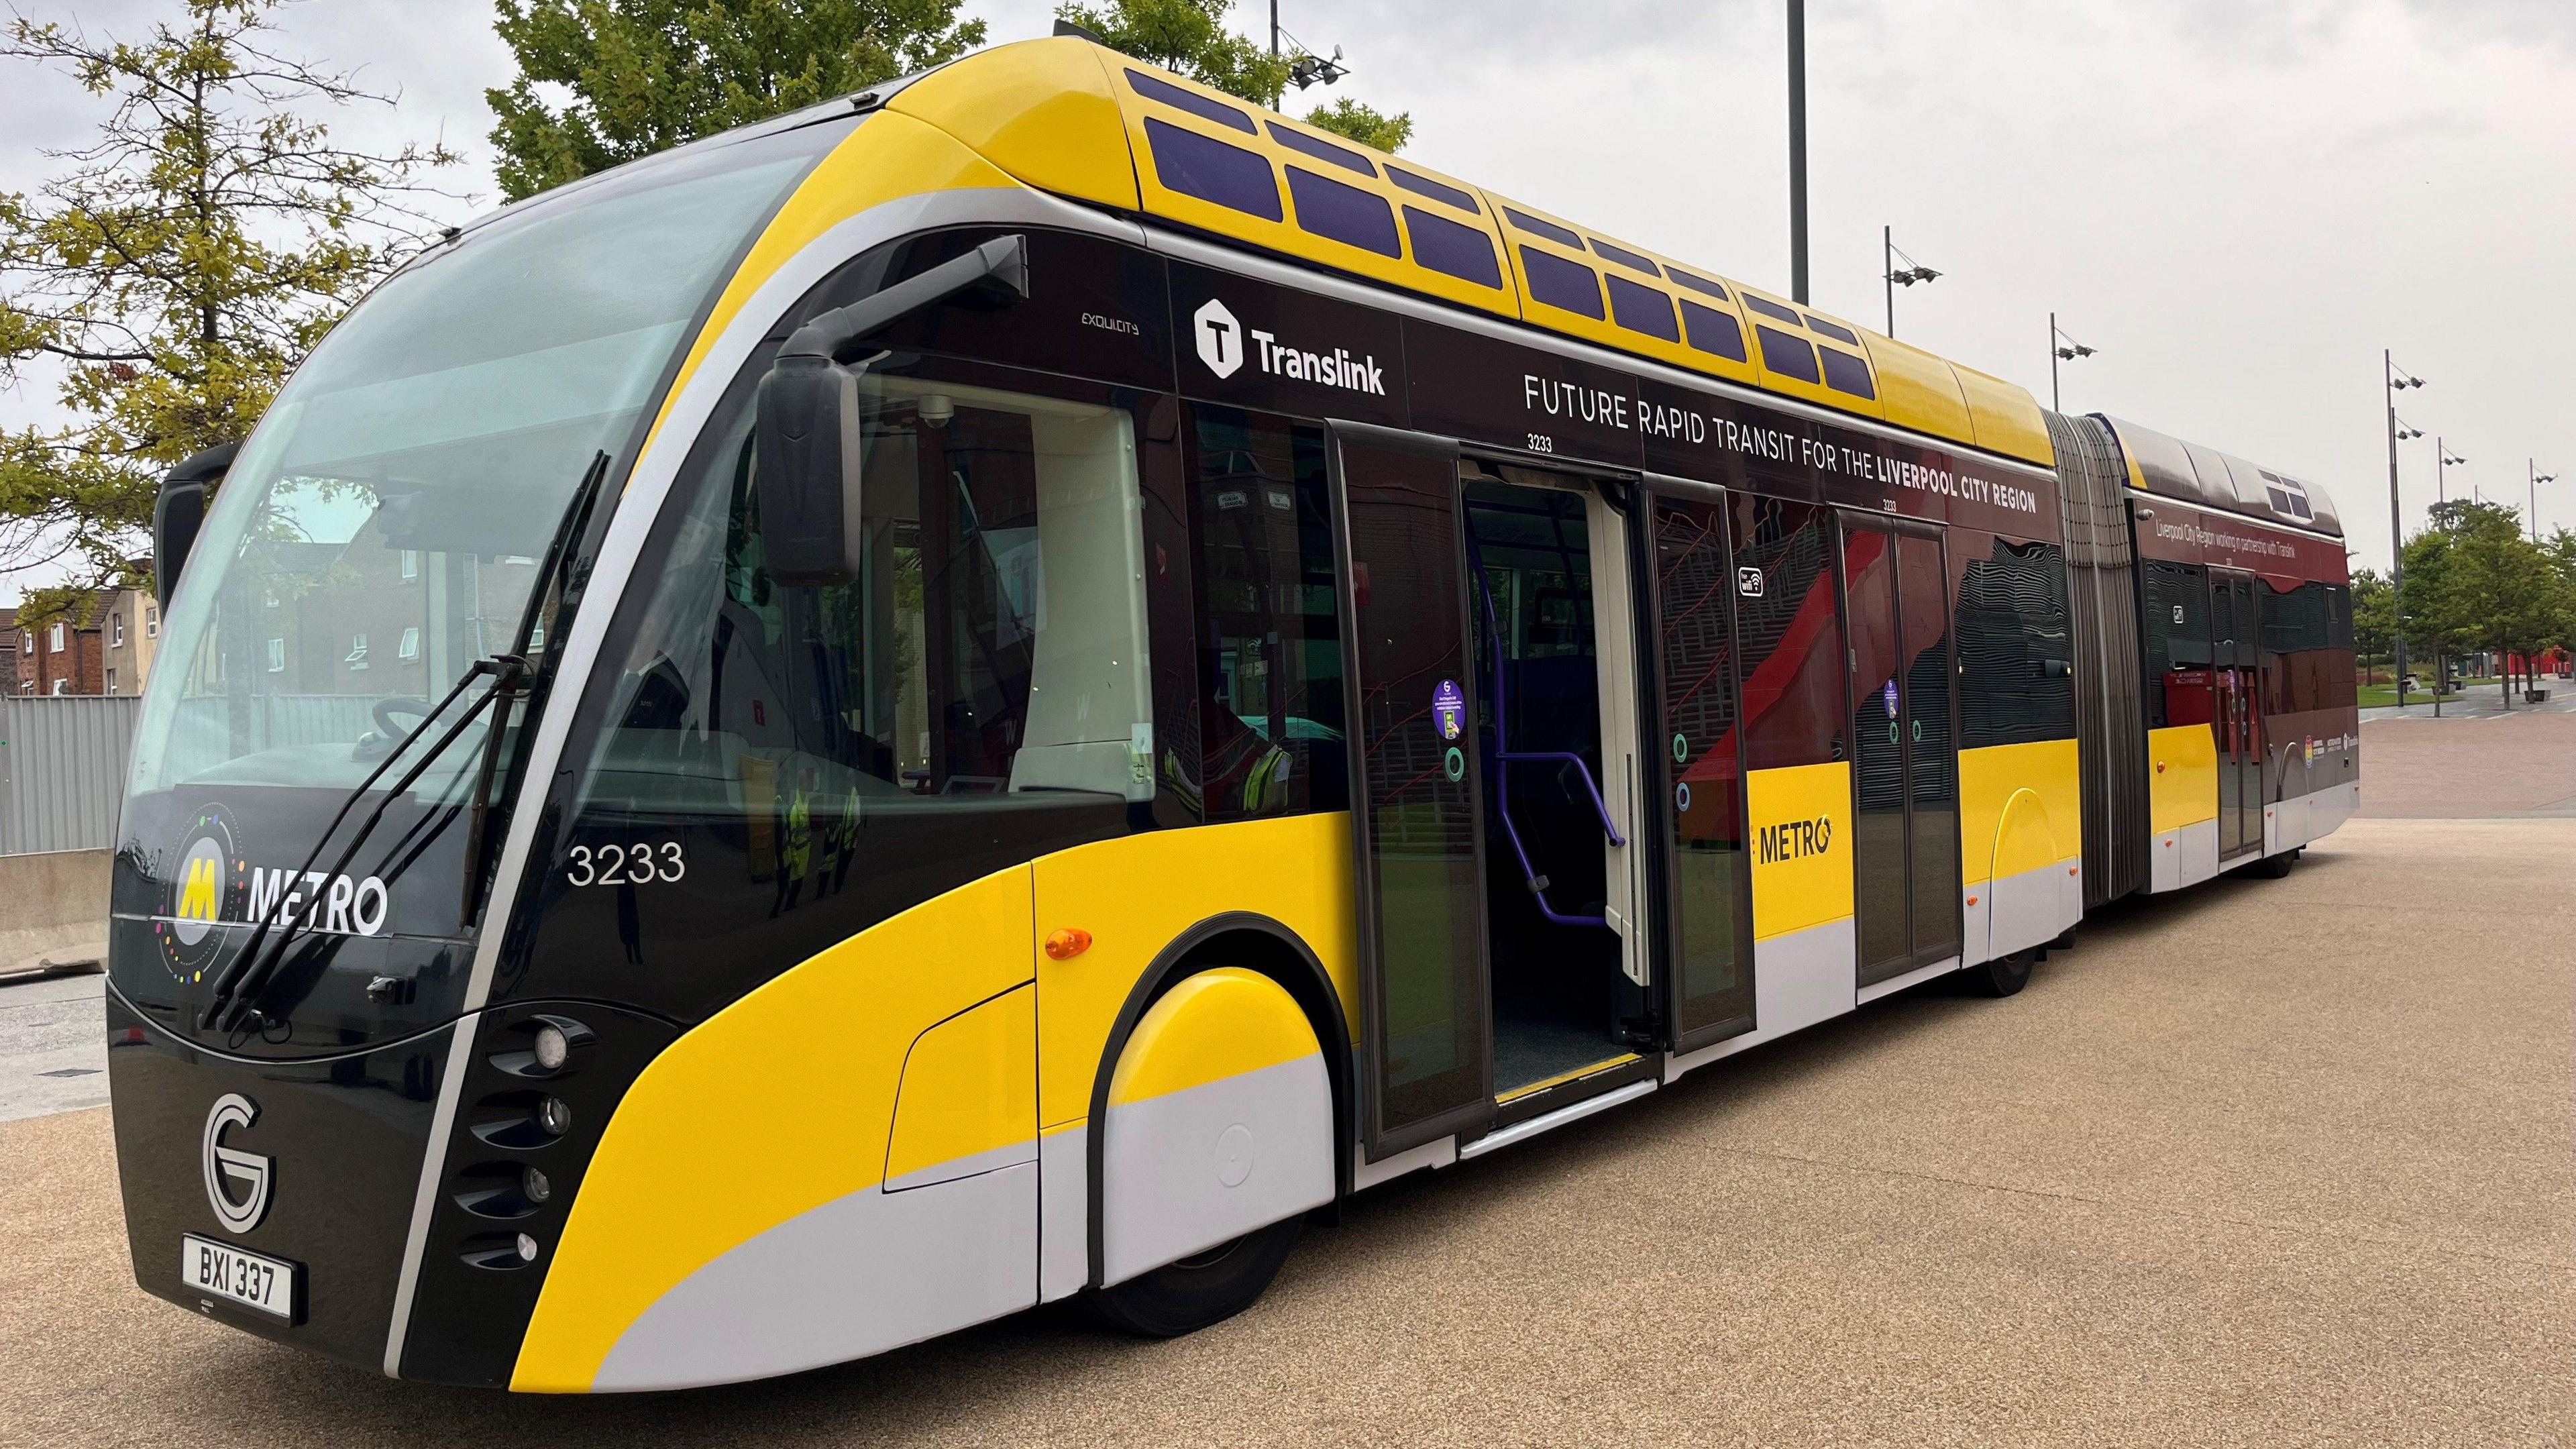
top-left (753, 355), bottom-right (866, 586)
top-left (750, 233), bottom-right (1030, 587)
top-left (154, 439), bottom-right (242, 604)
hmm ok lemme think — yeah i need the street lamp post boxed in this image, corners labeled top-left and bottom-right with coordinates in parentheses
top-left (1883, 228), bottom-right (1939, 337)
top-left (2532, 460), bottom-right (2556, 544)
top-left (1788, 0), bottom-right (1809, 304)
top-left (2437, 439), bottom-right (2465, 504)
top-left (2384, 352), bottom-right (2425, 708)
top-left (2049, 313), bottom-right (2096, 413)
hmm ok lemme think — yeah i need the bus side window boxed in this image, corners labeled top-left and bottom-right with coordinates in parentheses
top-left (2141, 561), bottom-right (2211, 729)
top-left (1181, 404), bottom-right (1348, 820)
top-left (1955, 533), bottom-right (2075, 749)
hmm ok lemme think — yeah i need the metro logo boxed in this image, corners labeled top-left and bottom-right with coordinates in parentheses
top-left (1756, 816), bottom-right (1833, 864)
top-left (176, 856), bottom-right (221, 923)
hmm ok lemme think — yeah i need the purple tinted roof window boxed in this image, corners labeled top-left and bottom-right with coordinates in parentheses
top-left (1405, 207), bottom-right (1502, 288)
top-left (1605, 274), bottom-right (1678, 341)
top-left (1126, 69), bottom-right (1255, 133)
top-left (1287, 166), bottom-right (1399, 256)
top-left (1388, 167), bottom-right (1479, 213)
top-left (1519, 246), bottom-right (1605, 319)
top-left (1756, 325), bottom-right (1821, 382)
top-left (1679, 300), bottom-right (1746, 361)
top-left (1144, 118), bottom-right (1281, 221)
top-left (1266, 121), bottom-right (1377, 176)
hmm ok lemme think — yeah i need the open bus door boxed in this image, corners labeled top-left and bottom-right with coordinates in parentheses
top-left (1327, 423), bottom-right (1497, 1159)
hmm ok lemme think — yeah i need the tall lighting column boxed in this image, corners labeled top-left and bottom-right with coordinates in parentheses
top-left (2384, 352), bottom-right (2426, 708)
top-left (1788, 0), bottom-right (1809, 303)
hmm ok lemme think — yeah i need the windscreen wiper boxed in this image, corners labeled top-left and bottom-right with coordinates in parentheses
top-left (201, 451), bottom-right (611, 1034)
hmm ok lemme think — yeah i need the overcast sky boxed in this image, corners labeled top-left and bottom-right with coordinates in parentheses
top-left (3, 0), bottom-right (2570, 601)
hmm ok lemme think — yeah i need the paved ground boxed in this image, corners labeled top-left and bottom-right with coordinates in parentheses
top-left (2354, 707), bottom-right (2576, 817)
top-left (0, 969), bottom-right (106, 1123)
top-left (2360, 682), bottom-right (2576, 725)
top-left (6, 813), bottom-right (2571, 1448)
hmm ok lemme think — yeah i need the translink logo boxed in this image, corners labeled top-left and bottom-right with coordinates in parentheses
top-left (1192, 297), bottom-right (1386, 396)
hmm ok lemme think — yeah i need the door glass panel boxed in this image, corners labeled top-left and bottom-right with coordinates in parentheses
top-left (1335, 436), bottom-right (1489, 1146)
top-left (2235, 577), bottom-right (2264, 849)
top-left (1841, 523), bottom-right (1908, 975)
top-left (2212, 576), bottom-right (2244, 854)
top-left (1654, 498), bottom-right (1750, 1038)
top-left (1897, 532), bottom-right (1960, 959)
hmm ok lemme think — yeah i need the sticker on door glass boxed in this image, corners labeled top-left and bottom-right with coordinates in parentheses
top-left (1882, 679), bottom-right (1898, 718)
top-left (1737, 566), bottom-right (1764, 598)
top-left (1433, 679), bottom-right (1466, 741)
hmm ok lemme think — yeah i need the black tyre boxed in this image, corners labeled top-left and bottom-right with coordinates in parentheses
top-left (1962, 947), bottom-right (2035, 998)
top-left (2239, 849), bottom-right (2296, 879)
top-left (1077, 1215), bottom-right (1303, 1338)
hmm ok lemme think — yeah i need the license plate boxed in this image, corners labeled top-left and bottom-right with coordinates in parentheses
top-left (180, 1234), bottom-right (297, 1320)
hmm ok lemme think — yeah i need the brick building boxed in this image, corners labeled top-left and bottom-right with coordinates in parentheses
top-left (99, 586), bottom-right (160, 696)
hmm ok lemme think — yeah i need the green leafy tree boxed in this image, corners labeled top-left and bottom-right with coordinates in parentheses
top-left (2399, 499), bottom-right (2575, 702)
top-left (488, 0), bottom-right (990, 202)
top-left (1057, 0), bottom-right (1413, 152)
top-left (2349, 566), bottom-right (2394, 681)
top-left (1301, 96), bottom-right (1412, 153)
top-left (0, 0), bottom-right (460, 623)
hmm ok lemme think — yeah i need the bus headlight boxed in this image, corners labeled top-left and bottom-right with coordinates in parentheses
top-left (533, 1022), bottom-right (572, 1073)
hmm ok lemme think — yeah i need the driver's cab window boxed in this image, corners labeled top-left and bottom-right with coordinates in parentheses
top-left (576, 366), bottom-right (1152, 894)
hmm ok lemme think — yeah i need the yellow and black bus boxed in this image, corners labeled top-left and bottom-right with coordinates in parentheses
top-left (109, 36), bottom-right (2357, 1391)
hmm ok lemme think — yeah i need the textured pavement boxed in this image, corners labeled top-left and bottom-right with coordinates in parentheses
top-left (2355, 707), bottom-right (2576, 817)
top-left (0, 970), bottom-right (106, 1123)
top-left (6, 814), bottom-right (2571, 1448)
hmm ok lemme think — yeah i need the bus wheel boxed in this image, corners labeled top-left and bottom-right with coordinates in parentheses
top-left (1079, 1215), bottom-right (1304, 1338)
top-left (1962, 948), bottom-right (2035, 998)
top-left (2241, 849), bottom-right (2297, 879)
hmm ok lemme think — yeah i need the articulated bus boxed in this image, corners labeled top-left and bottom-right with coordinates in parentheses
top-left (110, 36), bottom-right (2358, 1391)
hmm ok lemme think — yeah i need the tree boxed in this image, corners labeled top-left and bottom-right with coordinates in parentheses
top-left (1057, 0), bottom-right (1413, 152)
top-left (0, 0), bottom-right (460, 623)
top-left (488, 0), bottom-right (990, 203)
top-left (2400, 499), bottom-right (2576, 704)
top-left (2349, 566), bottom-right (2393, 681)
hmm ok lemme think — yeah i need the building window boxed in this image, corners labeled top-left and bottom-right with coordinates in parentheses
top-left (398, 626), bottom-right (421, 660)
top-left (346, 633), bottom-right (370, 671)
top-left (105, 668), bottom-right (117, 694)
top-left (49, 678), bottom-right (66, 696)
top-left (400, 549), bottom-right (420, 580)
top-left (267, 637), bottom-right (286, 672)
top-left (49, 622), bottom-right (64, 651)
top-left (111, 613), bottom-right (125, 647)
top-left (144, 605), bottom-right (157, 638)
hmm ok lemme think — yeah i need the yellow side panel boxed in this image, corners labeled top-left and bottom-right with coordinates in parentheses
top-left (1949, 362), bottom-right (2055, 466)
top-left (1745, 761), bottom-right (1854, 941)
top-left (1956, 738), bottom-right (2082, 883)
top-left (512, 867), bottom-right (1035, 1392)
top-left (2148, 722), bottom-right (2219, 833)
top-left (1033, 812), bottom-right (1356, 1128)
top-left (1107, 968), bottom-right (1318, 1107)
top-left (888, 37), bottom-right (1138, 212)
top-left (1859, 331), bottom-right (1977, 448)
top-left (883, 983), bottom-right (1036, 1182)
top-left (642, 110), bottom-right (1023, 461)
top-left (1106, 60), bottom-right (1517, 320)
